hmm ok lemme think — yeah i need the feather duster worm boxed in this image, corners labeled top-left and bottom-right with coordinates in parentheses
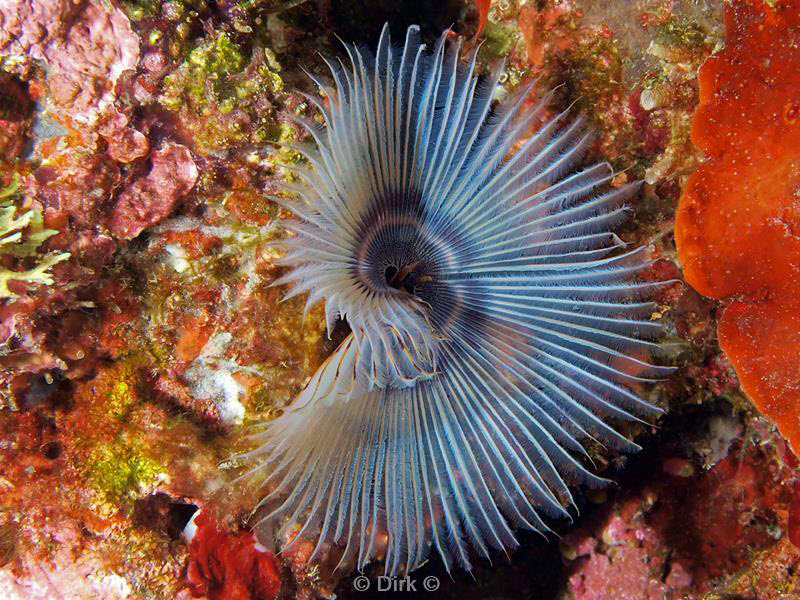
top-left (239, 24), bottom-right (671, 575)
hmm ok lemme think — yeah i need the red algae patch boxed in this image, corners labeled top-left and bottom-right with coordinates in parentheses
top-left (184, 511), bottom-right (281, 600)
top-left (675, 0), bottom-right (800, 453)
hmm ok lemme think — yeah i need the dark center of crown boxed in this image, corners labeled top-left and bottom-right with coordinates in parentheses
top-left (352, 198), bottom-right (477, 335)
top-left (352, 209), bottom-right (443, 298)
top-left (383, 265), bottom-right (404, 290)
top-left (384, 262), bottom-right (427, 295)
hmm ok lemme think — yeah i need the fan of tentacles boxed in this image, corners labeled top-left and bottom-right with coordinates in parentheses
top-left (236, 24), bottom-right (672, 576)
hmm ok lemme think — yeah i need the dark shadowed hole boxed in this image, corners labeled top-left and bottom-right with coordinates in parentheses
top-left (170, 503), bottom-right (200, 537)
top-left (132, 493), bottom-right (199, 540)
top-left (384, 265), bottom-right (401, 289)
top-left (319, 317), bottom-right (353, 358)
top-left (330, 0), bottom-right (471, 46)
top-left (42, 441), bottom-right (62, 459)
top-left (21, 372), bottom-right (66, 410)
top-left (384, 264), bottom-right (419, 295)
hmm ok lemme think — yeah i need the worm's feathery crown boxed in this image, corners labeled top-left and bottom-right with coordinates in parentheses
top-left (243, 24), bottom-right (671, 575)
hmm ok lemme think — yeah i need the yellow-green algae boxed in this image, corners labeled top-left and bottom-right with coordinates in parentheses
top-left (656, 17), bottom-right (710, 49)
top-left (160, 31), bottom-right (285, 154)
top-left (558, 32), bottom-right (625, 121)
top-left (106, 380), bottom-right (137, 421)
top-left (162, 32), bottom-right (246, 109)
top-left (274, 122), bottom-right (305, 182)
top-left (120, 0), bottom-right (163, 21)
top-left (479, 23), bottom-right (518, 60)
top-left (69, 366), bottom-right (167, 513)
top-left (85, 437), bottom-right (166, 508)
top-left (241, 300), bottom-right (327, 420)
top-left (120, 0), bottom-right (205, 23)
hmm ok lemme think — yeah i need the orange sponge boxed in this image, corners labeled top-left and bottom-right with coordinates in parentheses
top-left (676, 0), bottom-right (800, 451)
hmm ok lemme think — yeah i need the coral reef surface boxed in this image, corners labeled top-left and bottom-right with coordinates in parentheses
top-left (0, 0), bottom-right (799, 598)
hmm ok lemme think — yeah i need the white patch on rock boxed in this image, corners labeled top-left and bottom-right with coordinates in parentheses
top-left (703, 415), bottom-right (743, 467)
top-left (184, 332), bottom-right (246, 426)
top-left (94, 573), bottom-right (132, 599)
top-left (164, 243), bottom-right (190, 273)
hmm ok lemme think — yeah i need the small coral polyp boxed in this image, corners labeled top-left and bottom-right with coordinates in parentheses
top-left (237, 24), bottom-right (670, 575)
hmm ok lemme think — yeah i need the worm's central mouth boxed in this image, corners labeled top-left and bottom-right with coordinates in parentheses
top-left (349, 206), bottom-right (477, 337)
top-left (353, 211), bottom-right (442, 295)
top-left (384, 262), bottom-right (428, 295)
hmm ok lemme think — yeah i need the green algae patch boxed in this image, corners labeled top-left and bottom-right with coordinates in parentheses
top-left (160, 32), bottom-right (286, 155)
top-left (107, 380), bottom-right (136, 421)
top-left (64, 364), bottom-right (171, 515)
top-left (119, 0), bottom-right (162, 21)
top-left (656, 17), bottom-right (711, 49)
top-left (83, 364), bottom-right (141, 422)
top-left (162, 32), bottom-right (245, 111)
top-left (274, 122), bottom-right (305, 181)
top-left (558, 33), bottom-right (624, 119)
top-left (479, 23), bottom-right (518, 61)
top-left (85, 438), bottom-right (166, 508)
